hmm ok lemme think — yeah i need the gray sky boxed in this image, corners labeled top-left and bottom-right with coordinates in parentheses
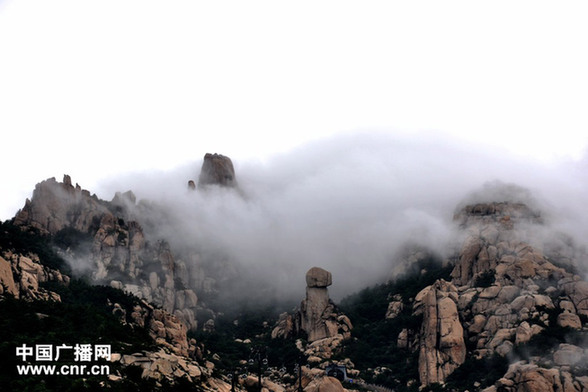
top-left (1, 1), bottom-right (588, 221)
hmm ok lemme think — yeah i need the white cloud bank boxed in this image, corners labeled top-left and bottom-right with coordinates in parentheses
top-left (97, 133), bottom-right (588, 300)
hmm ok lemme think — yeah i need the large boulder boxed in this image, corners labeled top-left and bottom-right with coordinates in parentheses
top-left (306, 267), bottom-right (332, 288)
top-left (304, 376), bottom-right (347, 392)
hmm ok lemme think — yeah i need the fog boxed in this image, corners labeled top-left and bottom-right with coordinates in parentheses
top-left (98, 132), bottom-right (588, 300)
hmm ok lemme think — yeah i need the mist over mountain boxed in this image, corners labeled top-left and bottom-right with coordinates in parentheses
top-left (94, 133), bottom-right (588, 300)
top-left (5, 132), bottom-right (588, 391)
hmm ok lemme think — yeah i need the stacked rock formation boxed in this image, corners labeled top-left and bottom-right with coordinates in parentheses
top-left (272, 267), bottom-right (352, 364)
top-left (300, 267), bottom-right (338, 342)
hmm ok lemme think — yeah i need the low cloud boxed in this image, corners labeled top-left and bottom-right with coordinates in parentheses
top-left (97, 132), bottom-right (588, 300)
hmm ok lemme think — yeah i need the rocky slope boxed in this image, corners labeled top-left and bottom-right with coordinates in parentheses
top-left (385, 200), bottom-right (588, 390)
top-left (13, 175), bottom-right (204, 331)
top-left (11, 154), bottom-right (252, 334)
top-left (0, 232), bottom-right (220, 390)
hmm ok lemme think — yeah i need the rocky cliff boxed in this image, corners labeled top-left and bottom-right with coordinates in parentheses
top-left (13, 175), bottom-right (203, 331)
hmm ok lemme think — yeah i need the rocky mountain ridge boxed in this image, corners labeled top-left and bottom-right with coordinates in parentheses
top-left (3, 154), bottom-right (588, 391)
top-left (11, 173), bottom-right (228, 333)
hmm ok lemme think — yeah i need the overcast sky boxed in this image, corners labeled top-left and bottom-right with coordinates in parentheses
top-left (1, 1), bottom-right (588, 221)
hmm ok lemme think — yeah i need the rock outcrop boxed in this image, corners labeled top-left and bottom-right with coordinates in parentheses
top-left (13, 175), bottom-right (203, 330)
top-left (451, 202), bottom-right (588, 362)
top-left (386, 198), bottom-right (588, 388)
top-left (300, 267), bottom-right (338, 342)
top-left (118, 348), bottom-right (209, 383)
top-left (414, 279), bottom-right (466, 386)
top-left (298, 267), bottom-right (352, 344)
top-left (14, 176), bottom-right (106, 235)
top-left (485, 348), bottom-right (588, 392)
top-left (0, 239), bottom-right (218, 389)
top-left (197, 153), bottom-right (236, 188)
top-left (0, 250), bottom-right (67, 301)
top-left (272, 267), bottom-right (352, 370)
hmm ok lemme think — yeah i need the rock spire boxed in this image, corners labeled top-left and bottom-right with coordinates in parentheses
top-left (197, 153), bottom-right (236, 188)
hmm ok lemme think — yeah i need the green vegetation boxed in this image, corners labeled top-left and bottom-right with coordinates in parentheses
top-left (0, 220), bottom-right (70, 273)
top-left (0, 220), bottom-right (211, 391)
top-left (0, 276), bottom-right (211, 391)
top-left (444, 354), bottom-right (508, 391)
top-left (338, 255), bottom-right (452, 390)
top-left (0, 277), bottom-right (160, 391)
top-left (193, 305), bottom-right (302, 374)
top-left (53, 227), bottom-right (93, 253)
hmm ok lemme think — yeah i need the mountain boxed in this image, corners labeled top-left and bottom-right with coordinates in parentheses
top-left (13, 174), bottom-right (202, 331)
top-left (338, 198), bottom-right (588, 391)
top-left (1, 155), bottom-right (588, 392)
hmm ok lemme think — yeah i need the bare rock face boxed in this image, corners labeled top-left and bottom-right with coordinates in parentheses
top-left (299, 267), bottom-right (348, 342)
top-left (13, 176), bottom-right (201, 330)
top-left (413, 279), bottom-right (465, 386)
top-left (386, 294), bottom-right (404, 319)
top-left (197, 153), bottom-right (236, 188)
top-left (0, 250), bottom-right (67, 301)
top-left (271, 312), bottom-right (295, 339)
top-left (445, 199), bottom-right (588, 364)
top-left (272, 267), bottom-right (352, 367)
top-left (400, 196), bottom-right (588, 390)
top-left (306, 266), bottom-right (332, 287)
top-left (14, 175), bottom-right (106, 235)
top-left (451, 202), bottom-right (545, 286)
top-left (0, 255), bottom-right (17, 297)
